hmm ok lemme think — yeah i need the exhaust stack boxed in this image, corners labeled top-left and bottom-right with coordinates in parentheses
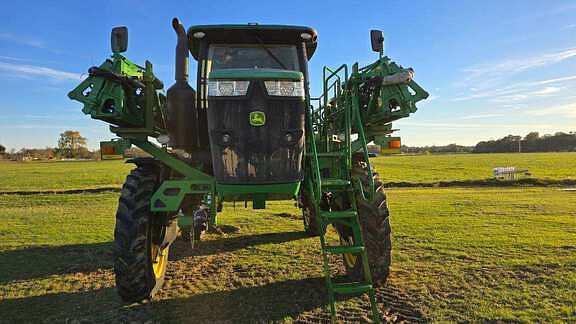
top-left (166, 18), bottom-right (198, 151)
top-left (173, 18), bottom-right (189, 82)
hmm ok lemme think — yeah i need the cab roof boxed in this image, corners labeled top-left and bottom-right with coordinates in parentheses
top-left (187, 24), bottom-right (318, 60)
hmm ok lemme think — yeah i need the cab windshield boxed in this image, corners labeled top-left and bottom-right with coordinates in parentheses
top-left (208, 45), bottom-right (300, 71)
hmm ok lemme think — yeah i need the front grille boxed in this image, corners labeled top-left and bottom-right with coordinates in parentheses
top-left (207, 81), bottom-right (305, 184)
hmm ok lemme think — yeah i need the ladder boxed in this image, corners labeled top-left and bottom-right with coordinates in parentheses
top-left (305, 64), bottom-right (381, 322)
top-left (315, 156), bottom-right (381, 323)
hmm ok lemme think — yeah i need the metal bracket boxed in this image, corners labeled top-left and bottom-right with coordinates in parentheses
top-left (151, 179), bottom-right (213, 212)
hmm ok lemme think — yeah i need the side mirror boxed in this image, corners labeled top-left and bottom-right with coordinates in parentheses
top-left (370, 29), bottom-right (384, 53)
top-left (111, 26), bottom-right (128, 53)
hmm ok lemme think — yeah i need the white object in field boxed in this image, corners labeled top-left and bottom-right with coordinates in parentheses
top-left (493, 166), bottom-right (529, 180)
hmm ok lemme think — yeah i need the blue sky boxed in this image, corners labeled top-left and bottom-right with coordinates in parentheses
top-left (1, 0), bottom-right (575, 150)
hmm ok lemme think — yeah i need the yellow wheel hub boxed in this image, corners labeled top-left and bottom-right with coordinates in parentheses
top-left (151, 243), bottom-right (168, 279)
top-left (340, 236), bottom-right (358, 267)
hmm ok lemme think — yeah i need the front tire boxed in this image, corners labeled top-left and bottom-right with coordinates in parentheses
top-left (301, 189), bottom-right (320, 236)
top-left (340, 158), bottom-right (392, 286)
top-left (113, 165), bottom-right (170, 302)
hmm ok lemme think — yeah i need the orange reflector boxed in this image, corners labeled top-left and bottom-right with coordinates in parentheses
top-left (388, 140), bottom-right (401, 149)
top-left (101, 145), bottom-right (117, 155)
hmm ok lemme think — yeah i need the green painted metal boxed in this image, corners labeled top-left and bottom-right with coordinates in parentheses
top-left (252, 194), bottom-right (266, 209)
top-left (189, 24), bottom-right (316, 32)
top-left (209, 69), bottom-right (303, 81)
top-left (187, 24), bottom-right (317, 60)
top-left (68, 54), bottom-right (165, 130)
top-left (177, 214), bottom-right (194, 227)
top-left (151, 180), bottom-right (213, 212)
top-left (216, 182), bottom-right (300, 199)
top-left (133, 140), bottom-right (211, 180)
top-left (99, 138), bottom-right (131, 160)
top-left (133, 140), bottom-right (215, 214)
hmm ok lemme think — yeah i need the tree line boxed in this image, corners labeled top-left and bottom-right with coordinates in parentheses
top-left (401, 143), bottom-right (474, 154)
top-left (0, 130), bottom-right (97, 161)
top-left (473, 131), bottom-right (576, 153)
top-left (0, 130), bottom-right (151, 161)
top-left (401, 131), bottom-right (576, 154)
top-left (2, 130), bottom-right (575, 160)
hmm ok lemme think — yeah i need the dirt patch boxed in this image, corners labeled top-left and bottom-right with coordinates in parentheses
top-left (294, 284), bottom-right (426, 323)
top-left (2, 178), bottom-right (574, 196)
top-left (384, 178), bottom-right (576, 188)
top-left (274, 212), bottom-right (301, 220)
top-left (0, 187), bottom-right (121, 195)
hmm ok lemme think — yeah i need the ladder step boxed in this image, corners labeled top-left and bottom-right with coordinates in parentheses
top-left (320, 210), bottom-right (357, 220)
top-left (332, 282), bottom-right (373, 295)
top-left (324, 245), bottom-right (364, 254)
top-left (321, 179), bottom-right (350, 187)
top-left (317, 152), bottom-right (345, 157)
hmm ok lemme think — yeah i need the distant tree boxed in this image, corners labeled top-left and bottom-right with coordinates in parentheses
top-left (401, 144), bottom-right (474, 154)
top-left (57, 130), bottom-right (87, 158)
top-left (0, 144), bottom-right (5, 154)
top-left (473, 131), bottom-right (576, 153)
top-left (524, 132), bottom-right (540, 141)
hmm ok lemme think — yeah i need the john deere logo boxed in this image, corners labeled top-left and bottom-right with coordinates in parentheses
top-left (249, 111), bottom-right (266, 126)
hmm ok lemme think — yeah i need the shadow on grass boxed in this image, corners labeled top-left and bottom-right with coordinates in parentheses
top-left (171, 230), bottom-right (310, 259)
top-left (0, 287), bottom-right (121, 323)
top-left (0, 242), bottom-right (113, 284)
top-left (0, 230), bottom-right (308, 284)
top-left (0, 236), bottom-right (424, 322)
top-left (0, 277), bottom-right (328, 323)
top-left (150, 277), bottom-right (329, 322)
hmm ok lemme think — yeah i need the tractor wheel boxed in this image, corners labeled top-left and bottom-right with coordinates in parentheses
top-left (340, 158), bottom-right (392, 286)
top-left (113, 165), bottom-right (170, 303)
top-left (301, 189), bottom-right (320, 236)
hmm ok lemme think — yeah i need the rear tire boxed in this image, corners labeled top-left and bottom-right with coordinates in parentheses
top-left (114, 165), bottom-right (170, 302)
top-left (340, 158), bottom-right (392, 286)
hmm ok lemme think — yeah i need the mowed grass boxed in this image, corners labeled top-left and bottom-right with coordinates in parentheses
top-left (389, 187), bottom-right (576, 321)
top-left (0, 151), bottom-right (574, 192)
top-left (1, 187), bottom-right (575, 322)
top-left (372, 152), bottom-right (576, 183)
top-left (0, 160), bottom-right (133, 192)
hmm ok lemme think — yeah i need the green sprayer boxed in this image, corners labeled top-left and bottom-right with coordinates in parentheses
top-left (68, 18), bottom-right (428, 322)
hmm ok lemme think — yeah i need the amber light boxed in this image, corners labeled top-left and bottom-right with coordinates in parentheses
top-left (388, 140), bottom-right (401, 149)
top-left (101, 146), bottom-right (117, 155)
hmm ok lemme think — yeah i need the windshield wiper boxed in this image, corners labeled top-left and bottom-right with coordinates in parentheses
top-left (253, 33), bottom-right (288, 70)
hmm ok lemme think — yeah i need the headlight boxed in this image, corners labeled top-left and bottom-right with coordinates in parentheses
top-left (264, 80), bottom-right (304, 97)
top-left (207, 80), bottom-right (249, 96)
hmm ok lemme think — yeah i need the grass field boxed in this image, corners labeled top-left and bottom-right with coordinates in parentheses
top-left (0, 160), bottom-right (133, 192)
top-left (1, 189), bottom-right (575, 322)
top-left (1, 152), bottom-right (574, 192)
top-left (0, 154), bottom-right (575, 322)
top-left (373, 152), bottom-right (576, 183)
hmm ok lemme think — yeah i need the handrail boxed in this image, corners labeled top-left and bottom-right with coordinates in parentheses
top-left (349, 64), bottom-right (375, 200)
top-left (306, 107), bottom-right (322, 204)
top-left (323, 65), bottom-right (348, 107)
